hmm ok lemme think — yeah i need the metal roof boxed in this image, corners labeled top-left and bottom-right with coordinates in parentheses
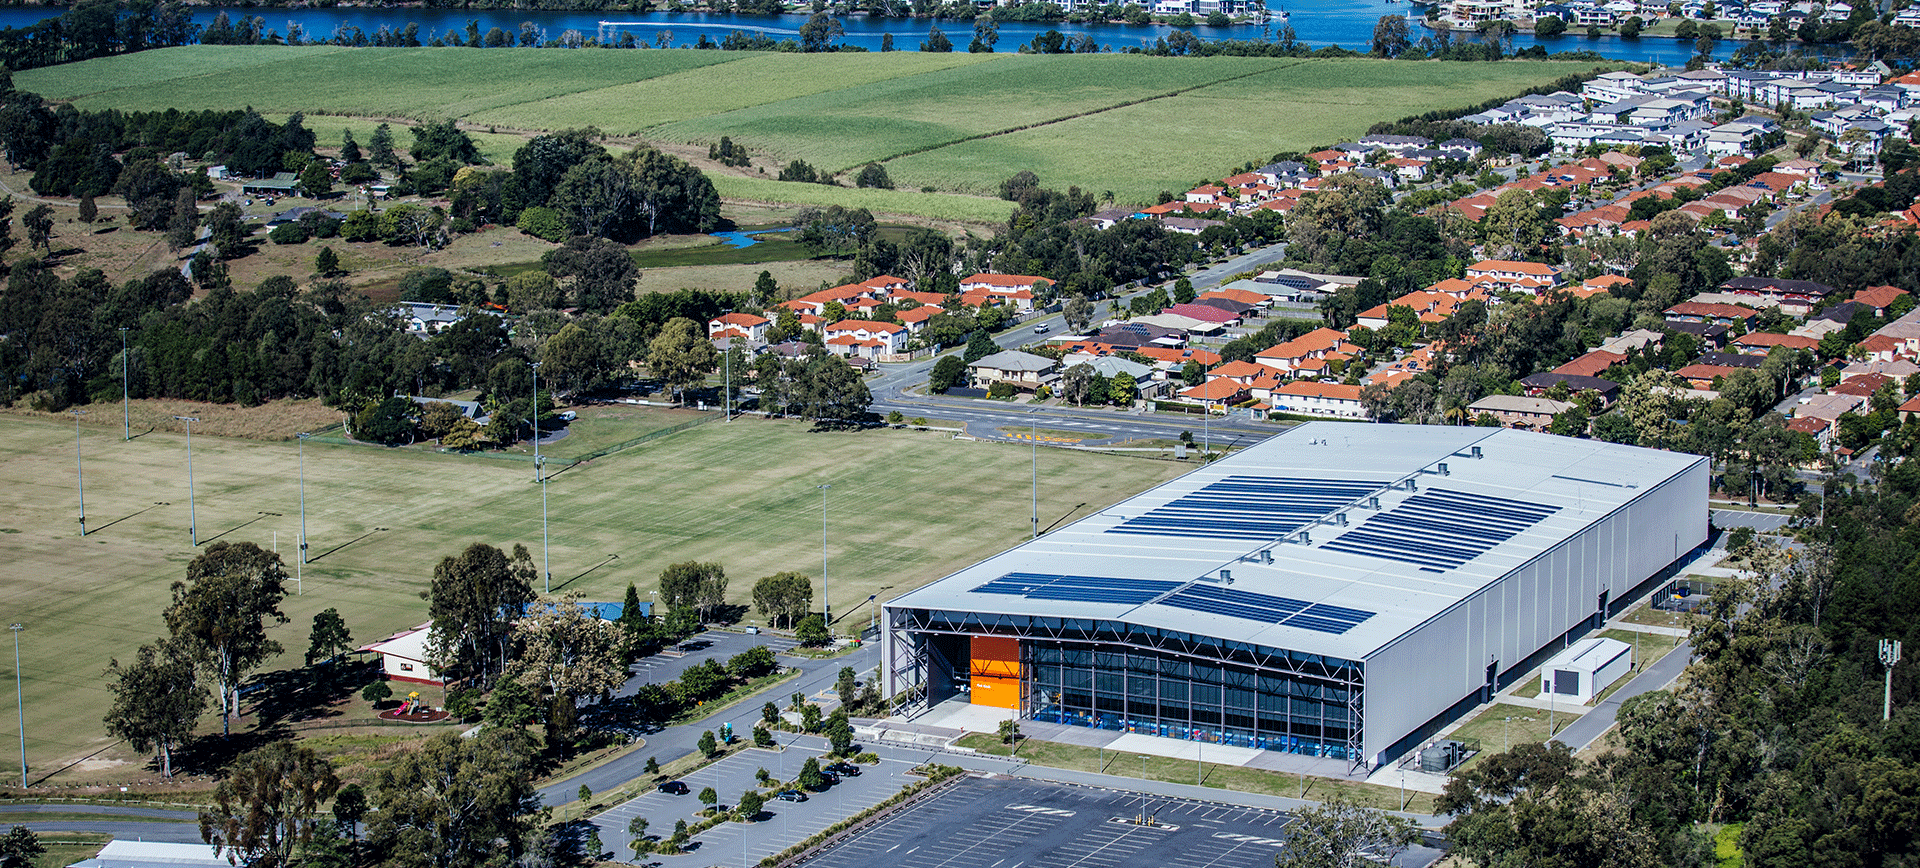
top-left (887, 423), bottom-right (1703, 662)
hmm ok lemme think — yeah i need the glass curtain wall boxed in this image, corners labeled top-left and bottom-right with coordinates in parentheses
top-left (1025, 640), bottom-right (1360, 760)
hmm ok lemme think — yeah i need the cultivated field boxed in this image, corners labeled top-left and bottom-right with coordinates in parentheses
top-left (16, 48), bottom-right (1605, 206)
top-left (0, 405), bottom-right (1185, 782)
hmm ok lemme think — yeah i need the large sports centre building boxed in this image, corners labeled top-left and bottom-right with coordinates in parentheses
top-left (882, 423), bottom-right (1707, 768)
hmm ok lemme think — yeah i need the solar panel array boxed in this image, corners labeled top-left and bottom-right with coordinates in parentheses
top-left (1320, 487), bottom-right (1560, 572)
top-left (1106, 476), bottom-right (1379, 541)
top-left (1155, 584), bottom-right (1376, 634)
top-left (970, 572), bottom-right (1186, 606)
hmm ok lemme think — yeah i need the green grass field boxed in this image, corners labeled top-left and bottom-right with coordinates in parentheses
top-left (0, 409), bottom-right (1182, 783)
top-left (16, 48), bottom-right (1606, 206)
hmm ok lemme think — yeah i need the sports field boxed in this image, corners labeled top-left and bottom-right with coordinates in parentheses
top-left (16, 47), bottom-right (1603, 204)
top-left (0, 407), bottom-right (1185, 782)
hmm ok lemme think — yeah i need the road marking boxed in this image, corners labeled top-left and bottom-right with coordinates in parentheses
top-left (1213, 833), bottom-right (1288, 847)
top-left (1006, 804), bottom-right (1077, 817)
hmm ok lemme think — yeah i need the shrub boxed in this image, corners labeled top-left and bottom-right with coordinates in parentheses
top-left (362, 681), bottom-right (392, 704)
top-left (268, 222), bottom-right (309, 245)
top-left (516, 206), bottom-right (568, 242)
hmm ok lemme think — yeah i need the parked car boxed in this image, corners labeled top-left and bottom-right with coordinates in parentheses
top-left (826, 762), bottom-right (861, 777)
top-left (658, 781), bottom-right (689, 795)
top-left (776, 790), bottom-right (808, 802)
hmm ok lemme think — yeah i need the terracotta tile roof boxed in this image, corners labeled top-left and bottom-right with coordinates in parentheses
top-left (710, 312), bottom-right (770, 327)
top-left (823, 319), bottom-right (904, 334)
top-left (1732, 332), bottom-right (1821, 351)
top-left (1181, 379), bottom-right (1249, 401)
top-left (961, 273), bottom-right (1053, 289)
top-left (1209, 360), bottom-right (1271, 380)
top-left (1554, 350), bottom-right (1626, 378)
top-left (1854, 285), bottom-right (1909, 310)
top-left (1833, 373), bottom-right (1893, 396)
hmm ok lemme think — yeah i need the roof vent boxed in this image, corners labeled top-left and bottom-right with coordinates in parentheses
top-left (1260, 549), bottom-right (1273, 564)
top-left (1297, 530), bottom-right (1311, 545)
top-left (1437, 462), bottom-right (1450, 476)
top-left (1472, 445), bottom-right (1484, 459)
top-left (1219, 569), bottom-right (1233, 584)
top-left (1336, 512), bottom-right (1349, 526)
top-left (1367, 495), bottom-right (1381, 509)
top-left (1404, 478), bottom-right (1418, 492)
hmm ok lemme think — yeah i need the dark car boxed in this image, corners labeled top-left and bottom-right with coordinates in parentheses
top-left (776, 790), bottom-right (808, 802)
top-left (826, 762), bottom-right (861, 777)
top-left (658, 781), bottom-right (689, 795)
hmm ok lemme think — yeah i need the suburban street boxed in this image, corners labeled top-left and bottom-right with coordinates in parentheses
top-left (864, 240), bottom-right (1298, 445)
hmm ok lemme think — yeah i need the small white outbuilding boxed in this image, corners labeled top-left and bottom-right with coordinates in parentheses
top-left (1538, 636), bottom-right (1634, 704)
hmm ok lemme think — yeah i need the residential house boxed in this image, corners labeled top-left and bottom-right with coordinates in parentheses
top-left (1254, 328), bottom-right (1360, 375)
top-left (1730, 332), bottom-right (1821, 355)
top-left (1467, 394), bottom-right (1576, 430)
top-left (1268, 381), bottom-right (1366, 419)
top-left (1518, 372), bottom-right (1622, 405)
top-left (1853, 285), bottom-right (1910, 316)
top-left (1795, 392), bottom-right (1868, 422)
top-left (1787, 415), bottom-right (1834, 450)
top-left (708, 312), bottom-right (771, 342)
top-left (968, 350), bottom-right (1057, 391)
top-left (1720, 276), bottom-right (1840, 315)
top-left (1673, 363), bottom-right (1752, 389)
top-left (1665, 301), bottom-right (1759, 328)
top-left (1554, 350), bottom-right (1627, 379)
top-left (1179, 377), bottom-right (1250, 410)
top-left (1464, 259), bottom-right (1563, 294)
top-left (821, 319), bottom-right (907, 360)
top-left (896, 305), bottom-right (944, 335)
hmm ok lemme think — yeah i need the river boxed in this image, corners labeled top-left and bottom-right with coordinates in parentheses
top-left (0, 3), bottom-right (1733, 65)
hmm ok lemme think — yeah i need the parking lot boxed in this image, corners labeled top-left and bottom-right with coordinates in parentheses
top-left (590, 745), bottom-right (915, 864)
top-left (616, 629), bottom-right (799, 698)
top-left (804, 777), bottom-right (1299, 868)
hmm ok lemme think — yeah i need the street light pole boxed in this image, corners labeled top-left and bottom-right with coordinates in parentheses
top-left (174, 416), bottom-right (200, 545)
top-left (530, 362), bottom-right (543, 484)
top-left (118, 327), bottom-right (129, 441)
top-left (1030, 408), bottom-right (1038, 540)
top-left (71, 410), bottom-right (86, 536)
top-left (540, 455), bottom-right (551, 594)
top-left (818, 484), bottom-right (832, 633)
top-left (297, 432), bottom-right (312, 594)
top-left (11, 623), bottom-right (23, 789)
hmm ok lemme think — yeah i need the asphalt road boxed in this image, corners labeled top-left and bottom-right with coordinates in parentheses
top-left (0, 804), bottom-right (202, 844)
top-left (540, 643), bottom-right (880, 806)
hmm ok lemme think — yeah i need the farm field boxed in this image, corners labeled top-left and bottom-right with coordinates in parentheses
top-left (0, 406), bottom-right (1183, 783)
top-left (16, 48), bottom-right (1606, 207)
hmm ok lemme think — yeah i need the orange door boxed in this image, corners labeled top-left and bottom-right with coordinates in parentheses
top-left (969, 636), bottom-right (1020, 709)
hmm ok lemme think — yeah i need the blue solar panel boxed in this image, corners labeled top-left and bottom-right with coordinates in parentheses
top-left (1106, 476), bottom-right (1378, 541)
top-left (1155, 585), bottom-right (1375, 634)
top-left (1320, 488), bottom-right (1559, 571)
top-left (970, 572), bottom-right (1184, 605)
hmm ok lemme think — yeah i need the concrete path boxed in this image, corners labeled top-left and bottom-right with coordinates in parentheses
top-left (1551, 639), bottom-right (1693, 752)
